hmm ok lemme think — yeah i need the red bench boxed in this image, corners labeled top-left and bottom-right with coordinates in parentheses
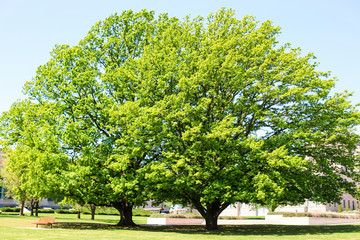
top-left (32, 217), bottom-right (56, 228)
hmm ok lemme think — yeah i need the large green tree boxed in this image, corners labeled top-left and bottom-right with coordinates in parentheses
top-left (11, 8), bottom-right (360, 231)
top-left (24, 10), bottom-right (173, 226)
top-left (118, 9), bottom-right (360, 230)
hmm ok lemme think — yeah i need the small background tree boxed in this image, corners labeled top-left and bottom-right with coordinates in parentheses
top-left (338, 204), bottom-right (343, 213)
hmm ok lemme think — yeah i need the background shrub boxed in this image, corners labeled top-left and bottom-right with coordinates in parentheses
top-left (1, 207), bottom-right (20, 212)
top-left (132, 208), bottom-right (153, 217)
top-left (55, 209), bottom-right (78, 214)
top-left (267, 211), bottom-right (360, 219)
top-left (150, 214), bottom-right (203, 219)
top-left (149, 213), bottom-right (263, 220)
top-left (338, 204), bottom-right (343, 213)
top-left (96, 207), bottom-right (119, 215)
top-left (38, 209), bottom-right (55, 213)
top-left (0, 207), bottom-right (11, 212)
top-left (183, 213), bottom-right (202, 218)
top-left (218, 216), bottom-right (245, 220)
top-left (79, 206), bottom-right (153, 216)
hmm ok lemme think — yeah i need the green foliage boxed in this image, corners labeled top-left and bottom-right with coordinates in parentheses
top-left (149, 214), bottom-right (260, 220)
top-left (80, 206), bottom-right (152, 216)
top-left (338, 204), bottom-right (343, 213)
top-left (1, 7), bottom-right (359, 231)
top-left (129, 8), bottom-right (360, 230)
top-left (83, 206), bottom-right (118, 215)
top-left (218, 216), bottom-right (245, 220)
top-left (55, 209), bottom-right (78, 214)
top-left (20, 9), bottom-right (172, 225)
top-left (0, 207), bottom-right (21, 212)
top-left (95, 207), bottom-right (117, 215)
top-left (268, 212), bottom-right (312, 217)
top-left (243, 216), bottom-right (265, 220)
top-left (267, 211), bottom-right (360, 219)
top-left (345, 206), bottom-right (350, 212)
top-left (150, 214), bottom-right (203, 219)
top-left (38, 209), bottom-right (55, 213)
top-left (0, 101), bottom-right (67, 206)
top-left (132, 208), bottom-right (153, 217)
top-left (183, 213), bottom-right (202, 218)
top-left (80, 207), bottom-right (91, 214)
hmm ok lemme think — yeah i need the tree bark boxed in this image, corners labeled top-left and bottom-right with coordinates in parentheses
top-left (270, 204), bottom-right (277, 212)
top-left (30, 199), bottom-right (34, 216)
top-left (19, 200), bottom-right (25, 216)
top-left (77, 211), bottom-right (81, 219)
top-left (113, 202), bottom-right (137, 227)
top-left (35, 200), bottom-right (39, 217)
top-left (190, 200), bottom-right (230, 231)
top-left (90, 204), bottom-right (96, 220)
top-left (204, 211), bottom-right (219, 231)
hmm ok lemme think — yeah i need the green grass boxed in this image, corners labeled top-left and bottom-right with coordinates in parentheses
top-left (1, 213), bottom-right (360, 240)
top-left (0, 212), bottom-right (148, 225)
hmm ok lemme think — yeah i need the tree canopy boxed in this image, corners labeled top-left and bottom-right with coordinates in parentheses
top-left (0, 100), bottom-right (66, 215)
top-left (1, 8), bottom-right (359, 231)
top-left (118, 9), bottom-right (360, 230)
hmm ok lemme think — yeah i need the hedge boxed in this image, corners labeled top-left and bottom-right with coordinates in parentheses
top-left (81, 207), bottom-right (152, 216)
top-left (53, 207), bottom-right (153, 216)
top-left (149, 213), bottom-right (263, 220)
top-left (150, 214), bottom-right (203, 219)
top-left (267, 212), bottom-right (360, 219)
top-left (133, 208), bottom-right (153, 217)
top-left (0, 207), bottom-right (20, 212)
top-left (1, 206), bottom-right (151, 216)
top-left (55, 209), bottom-right (78, 214)
top-left (38, 209), bottom-right (55, 213)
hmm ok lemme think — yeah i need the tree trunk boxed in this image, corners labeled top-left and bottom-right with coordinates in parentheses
top-left (30, 199), bottom-right (34, 216)
top-left (77, 211), bottom-right (81, 219)
top-left (19, 200), bottom-right (25, 216)
top-left (270, 204), bottom-right (277, 212)
top-left (113, 202), bottom-right (137, 227)
top-left (90, 204), bottom-right (96, 220)
top-left (204, 212), bottom-right (219, 231)
top-left (191, 200), bottom-right (230, 231)
top-left (35, 200), bottom-right (39, 216)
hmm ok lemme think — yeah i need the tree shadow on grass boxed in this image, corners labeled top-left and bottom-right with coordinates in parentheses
top-left (54, 222), bottom-right (119, 230)
top-left (54, 223), bottom-right (360, 237)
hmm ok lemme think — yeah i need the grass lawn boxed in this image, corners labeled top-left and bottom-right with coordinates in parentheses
top-left (1, 213), bottom-right (360, 240)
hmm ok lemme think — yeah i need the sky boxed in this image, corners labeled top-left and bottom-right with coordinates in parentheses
top-left (0, 0), bottom-right (359, 114)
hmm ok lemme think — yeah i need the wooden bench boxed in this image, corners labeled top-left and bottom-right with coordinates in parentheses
top-left (32, 217), bottom-right (56, 228)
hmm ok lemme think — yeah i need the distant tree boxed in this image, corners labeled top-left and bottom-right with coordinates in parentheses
top-left (0, 100), bottom-right (66, 216)
top-left (89, 204), bottom-right (96, 220)
top-left (338, 204), bottom-right (343, 213)
top-left (355, 187), bottom-right (360, 211)
top-left (0, 151), bottom-right (27, 216)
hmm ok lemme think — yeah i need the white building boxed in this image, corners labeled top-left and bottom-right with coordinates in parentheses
top-left (220, 193), bottom-right (359, 217)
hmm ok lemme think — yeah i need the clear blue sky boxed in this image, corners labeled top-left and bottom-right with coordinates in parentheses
top-left (0, 0), bottom-right (359, 114)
